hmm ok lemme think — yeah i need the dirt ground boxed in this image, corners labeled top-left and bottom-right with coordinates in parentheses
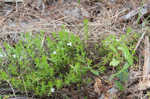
top-left (0, 0), bottom-right (150, 99)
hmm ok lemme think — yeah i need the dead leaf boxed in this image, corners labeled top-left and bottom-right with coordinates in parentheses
top-left (94, 78), bottom-right (103, 95)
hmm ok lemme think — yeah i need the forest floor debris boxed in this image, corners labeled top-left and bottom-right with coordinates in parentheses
top-left (0, 0), bottom-right (150, 99)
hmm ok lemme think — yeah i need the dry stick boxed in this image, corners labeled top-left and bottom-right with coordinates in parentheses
top-left (134, 32), bottom-right (146, 52)
top-left (119, 3), bottom-right (150, 21)
top-left (16, 1), bottom-right (18, 12)
top-left (143, 36), bottom-right (150, 81)
top-left (0, 9), bottom-right (14, 26)
top-left (7, 80), bottom-right (16, 98)
top-left (4, 0), bottom-right (23, 2)
top-left (138, 36), bottom-right (150, 91)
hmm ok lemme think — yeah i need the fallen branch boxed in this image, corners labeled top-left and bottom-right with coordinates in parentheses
top-left (138, 36), bottom-right (150, 90)
top-left (120, 3), bottom-right (150, 22)
top-left (4, 0), bottom-right (23, 3)
top-left (7, 80), bottom-right (16, 98)
top-left (143, 36), bottom-right (150, 81)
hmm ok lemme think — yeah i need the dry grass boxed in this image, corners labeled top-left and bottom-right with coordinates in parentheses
top-left (0, 0), bottom-right (130, 42)
top-left (0, 0), bottom-right (149, 98)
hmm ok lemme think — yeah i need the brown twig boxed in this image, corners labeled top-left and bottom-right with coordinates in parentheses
top-left (119, 3), bottom-right (150, 22)
top-left (138, 36), bottom-right (150, 91)
top-left (134, 32), bottom-right (146, 52)
top-left (143, 36), bottom-right (150, 81)
top-left (7, 80), bottom-right (16, 98)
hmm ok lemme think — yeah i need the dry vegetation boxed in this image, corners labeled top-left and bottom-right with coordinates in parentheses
top-left (0, 0), bottom-right (150, 99)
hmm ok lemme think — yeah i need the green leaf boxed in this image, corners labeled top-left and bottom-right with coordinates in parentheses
top-left (115, 81), bottom-right (124, 91)
top-left (0, 70), bottom-right (9, 80)
top-left (117, 69), bottom-right (129, 82)
top-left (91, 69), bottom-right (99, 76)
top-left (110, 58), bottom-right (120, 67)
top-left (83, 19), bottom-right (89, 41)
top-left (99, 66), bottom-right (106, 73)
top-left (117, 45), bottom-right (133, 65)
top-left (78, 0), bottom-right (80, 4)
top-left (55, 79), bottom-right (63, 89)
top-left (126, 27), bottom-right (132, 34)
top-left (110, 63), bottom-right (130, 80)
top-left (109, 44), bottom-right (118, 54)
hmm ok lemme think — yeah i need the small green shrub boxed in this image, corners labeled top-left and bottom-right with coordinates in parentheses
top-left (0, 29), bottom-right (93, 96)
top-left (97, 29), bottom-right (139, 84)
top-left (97, 32), bottom-right (139, 90)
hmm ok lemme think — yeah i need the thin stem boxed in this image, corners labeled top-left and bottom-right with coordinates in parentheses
top-left (7, 80), bottom-right (16, 98)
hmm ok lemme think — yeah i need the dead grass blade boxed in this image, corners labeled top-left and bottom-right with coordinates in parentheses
top-left (134, 32), bottom-right (145, 52)
top-left (143, 36), bottom-right (150, 81)
top-left (139, 36), bottom-right (150, 90)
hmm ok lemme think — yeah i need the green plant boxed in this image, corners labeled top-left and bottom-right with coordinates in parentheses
top-left (78, 0), bottom-right (80, 4)
top-left (83, 19), bottom-right (89, 44)
top-left (0, 28), bottom-right (94, 96)
top-left (97, 29), bottom-right (139, 86)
